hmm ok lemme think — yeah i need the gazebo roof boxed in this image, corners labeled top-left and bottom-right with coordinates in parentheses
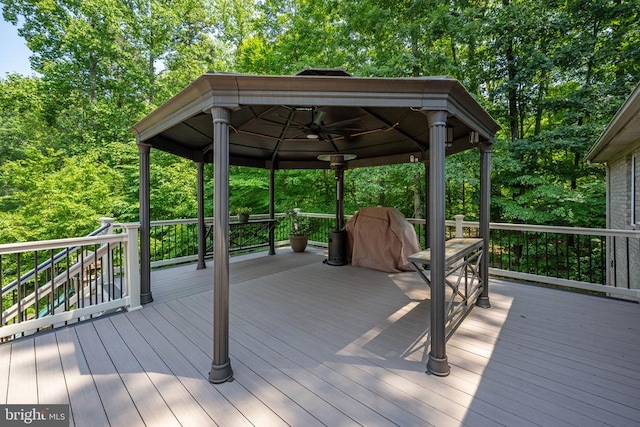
top-left (130, 70), bottom-right (500, 169)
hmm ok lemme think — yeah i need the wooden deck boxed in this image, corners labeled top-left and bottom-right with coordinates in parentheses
top-left (1, 249), bottom-right (639, 426)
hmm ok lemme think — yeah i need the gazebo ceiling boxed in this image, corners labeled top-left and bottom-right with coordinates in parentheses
top-left (130, 69), bottom-right (500, 169)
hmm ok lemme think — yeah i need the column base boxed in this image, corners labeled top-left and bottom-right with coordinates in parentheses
top-left (196, 262), bottom-right (206, 270)
top-left (426, 354), bottom-right (450, 376)
top-left (209, 360), bottom-right (234, 384)
top-left (140, 292), bottom-right (153, 305)
top-left (476, 295), bottom-right (491, 308)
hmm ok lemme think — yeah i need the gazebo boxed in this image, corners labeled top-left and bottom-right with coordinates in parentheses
top-left (130, 69), bottom-right (500, 382)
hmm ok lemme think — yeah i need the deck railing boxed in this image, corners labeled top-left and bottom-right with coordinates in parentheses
top-left (119, 215), bottom-right (287, 268)
top-left (0, 220), bottom-right (141, 340)
top-left (2, 212), bottom-right (637, 339)
top-left (118, 213), bottom-right (639, 300)
top-left (448, 218), bottom-right (640, 301)
top-left (127, 213), bottom-right (338, 268)
top-left (132, 213), bottom-right (638, 299)
top-left (285, 213), bottom-right (640, 301)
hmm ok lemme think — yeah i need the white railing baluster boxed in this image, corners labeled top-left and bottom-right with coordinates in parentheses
top-left (124, 224), bottom-right (142, 311)
top-left (0, 232), bottom-right (134, 339)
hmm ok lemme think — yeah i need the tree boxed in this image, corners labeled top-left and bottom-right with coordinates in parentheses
top-left (0, 148), bottom-right (125, 242)
top-left (2, 0), bottom-right (639, 244)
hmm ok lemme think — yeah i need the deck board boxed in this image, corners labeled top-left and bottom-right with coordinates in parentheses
top-left (34, 333), bottom-right (69, 405)
top-left (214, 271), bottom-right (546, 427)
top-left (154, 300), bottom-right (358, 427)
top-left (91, 317), bottom-right (182, 427)
top-left (7, 339), bottom-right (37, 404)
top-left (0, 341), bottom-right (9, 402)
top-left (74, 322), bottom-right (145, 427)
top-left (1, 250), bottom-right (639, 426)
top-left (33, 333), bottom-right (75, 427)
top-left (55, 327), bottom-right (109, 427)
top-left (128, 304), bottom-right (290, 427)
top-left (107, 314), bottom-right (218, 427)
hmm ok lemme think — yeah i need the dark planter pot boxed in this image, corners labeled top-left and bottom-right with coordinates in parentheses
top-left (238, 213), bottom-right (250, 223)
top-left (290, 235), bottom-right (308, 252)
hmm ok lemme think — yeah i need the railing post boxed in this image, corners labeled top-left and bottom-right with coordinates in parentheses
top-left (454, 214), bottom-right (465, 238)
top-left (125, 224), bottom-right (142, 311)
top-left (100, 217), bottom-right (115, 234)
top-left (100, 217), bottom-right (115, 287)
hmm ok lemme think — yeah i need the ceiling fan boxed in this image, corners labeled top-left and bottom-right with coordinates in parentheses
top-left (288, 107), bottom-right (365, 141)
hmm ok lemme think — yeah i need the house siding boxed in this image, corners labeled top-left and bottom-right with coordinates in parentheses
top-left (607, 151), bottom-right (640, 289)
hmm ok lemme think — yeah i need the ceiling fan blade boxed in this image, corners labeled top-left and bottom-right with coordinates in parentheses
top-left (270, 114), bottom-right (309, 128)
top-left (322, 117), bottom-right (361, 129)
top-left (312, 110), bottom-right (325, 126)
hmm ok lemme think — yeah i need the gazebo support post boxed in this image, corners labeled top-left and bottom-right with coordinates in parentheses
top-left (476, 141), bottom-right (492, 308)
top-left (424, 161), bottom-right (430, 249)
top-left (269, 167), bottom-right (276, 255)
top-left (209, 106), bottom-right (234, 384)
top-left (425, 111), bottom-right (450, 376)
top-left (138, 142), bottom-right (153, 305)
top-left (196, 161), bottom-right (207, 270)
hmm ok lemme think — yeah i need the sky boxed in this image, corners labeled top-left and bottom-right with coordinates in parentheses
top-left (0, 18), bottom-right (35, 76)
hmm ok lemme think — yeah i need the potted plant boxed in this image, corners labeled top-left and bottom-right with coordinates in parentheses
top-left (232, 207), bottom-right (252, 223)
top-left (287, 208), bottom-right (310, 252)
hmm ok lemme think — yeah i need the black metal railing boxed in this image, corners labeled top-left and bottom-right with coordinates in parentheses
top-left (486, 229), bottom-right (606, 284)
top-left (1, 233), bottom-right (129, 340)
top-left (144, 216), bottom-right (282, 265)
top-left (126, 213), bottom-right (640, 300)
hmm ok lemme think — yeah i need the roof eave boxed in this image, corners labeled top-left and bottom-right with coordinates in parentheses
top-left (585, 81), bottom-right (640, 163)
top-left (129, 73), bottom-right (500, 145)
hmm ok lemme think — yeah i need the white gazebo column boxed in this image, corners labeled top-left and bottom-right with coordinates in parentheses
top-left (138, 142), bottom-right (153, 304)
top-left (209, 106), bottom-right (233, 384)
top-left (426, 110), bottom-right (450, 376)
top-left (476, 141), bottom-right (492, 308)
top-left (196, 161), bottom-right (207, 270)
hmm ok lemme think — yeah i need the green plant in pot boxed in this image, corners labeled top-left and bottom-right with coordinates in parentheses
top-left (287, 208), bottom-right (310, 252)
top-left (232, 207), bottom-right (252, 223)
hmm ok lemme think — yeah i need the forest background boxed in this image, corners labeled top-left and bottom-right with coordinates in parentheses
top-left (0, 0), bottom-right (638, 243)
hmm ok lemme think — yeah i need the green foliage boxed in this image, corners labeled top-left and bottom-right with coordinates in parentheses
top-left (231, 207), bottom-right (252, 215)
top-left (286, 208), bottom-right (309, 236)
top-left (0, 148), bottom-right (125, 242)
top-left (274, 169), bottom-right (334, 212)
top-left (2, 0), bottom-right (639, 244)
top-left (346, 164), bottom-right (424, 218)
top-left (229, 166), bottom-right (270, 214)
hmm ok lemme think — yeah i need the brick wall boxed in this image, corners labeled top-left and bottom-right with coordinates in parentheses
top-left (607, 151), bottom-right (640, 289)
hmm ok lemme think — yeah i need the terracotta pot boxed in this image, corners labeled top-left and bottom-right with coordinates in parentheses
top-left (289, 235), bottom-right (308, 252)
